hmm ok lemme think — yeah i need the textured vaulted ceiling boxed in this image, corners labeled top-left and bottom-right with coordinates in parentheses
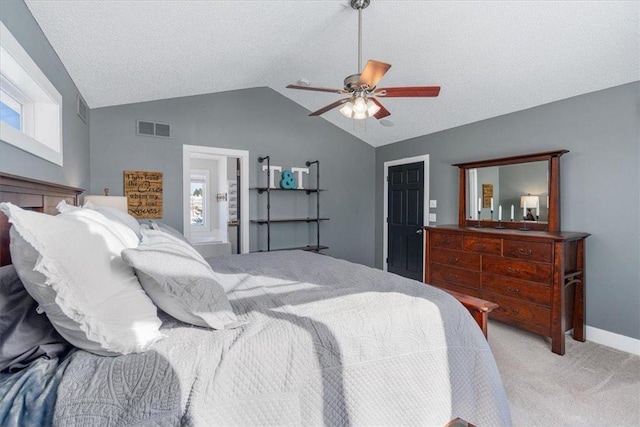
top-left (24, 1), bottom-right (639, 147)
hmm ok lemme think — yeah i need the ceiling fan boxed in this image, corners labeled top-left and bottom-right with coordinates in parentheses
top-left (286, 0), bottom-right (441, 120)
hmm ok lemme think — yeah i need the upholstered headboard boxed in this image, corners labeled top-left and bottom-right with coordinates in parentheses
top-left (0, 172), bottom-right (84, 266)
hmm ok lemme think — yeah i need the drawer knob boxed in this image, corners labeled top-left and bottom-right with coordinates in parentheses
top-left (506, 286), bottom-right (520, 294)
top-left (447, 257), bottom-right (459, 264)
top-left (440, 239), bottom-right (451, 246)
top-left (517, 248), bottom-right (533, 256)
top-left (499, 305), bottom-right (520, 315)
top-left (475, 243), bottom-right (487, 250)
top-left (447, 273), bottom-right (459, 281)
top-left (506, 266), bottom-right (521, 274)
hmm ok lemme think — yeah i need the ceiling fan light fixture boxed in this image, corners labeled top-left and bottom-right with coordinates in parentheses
top-left (339, 101), bottom-right (355, 118)
top-left (352, 110), bottom-right (367, 120)
top-left (353, 96), bottom-right (368, 114)
top-left (366, 98), bottom-right (380, 116)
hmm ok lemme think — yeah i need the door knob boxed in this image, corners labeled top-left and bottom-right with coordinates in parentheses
top-left (416, 229), bottom-right (424, 234)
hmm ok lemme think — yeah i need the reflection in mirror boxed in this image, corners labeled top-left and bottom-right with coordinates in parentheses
top-left (466, 161), bottom-right (548, 222)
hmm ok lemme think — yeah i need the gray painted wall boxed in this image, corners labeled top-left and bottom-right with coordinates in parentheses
top-left (90, 88), bottom-right (375, 266)
top-left (0, 0), bottom-right (90, 190)
top-left (376, 82), bottom-right (640, 340)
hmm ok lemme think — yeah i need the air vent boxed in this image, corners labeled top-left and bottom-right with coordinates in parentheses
top-left (137, 120), bottom-right (172, 138)
top-left (77, 95), bottom-right (88, 124)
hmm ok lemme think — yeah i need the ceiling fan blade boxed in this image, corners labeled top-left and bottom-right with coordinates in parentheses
top-left (375, 86), bottom-right (441, 97)
top-left (309, 98), bottom-right (350, 116)
top-left (356, 60), bottom-right (391, 88)
top-left (286, 84), bottom-right (346, 94)
top-left (371, 98), bottom-right (391, 119)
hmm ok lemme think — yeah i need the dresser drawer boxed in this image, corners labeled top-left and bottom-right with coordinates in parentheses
top-left (429, 279), bottom-right (482, 299)
top-left (482, 273), bottom-right (552, 307)
top-left (430, 248), bottom-right (480, 271)
top-left (463, 236), bottom-right (502, 255)
top-left (482, 256), bottom-right (552, 284)
top-left (431, 263), bottom-right (480, 289)
top-left (483, 292), bottom-right (551, 331)
top-left (503, 240), bottom-right (552, 263)
top-left (430, 231), bottom-right (463, 250)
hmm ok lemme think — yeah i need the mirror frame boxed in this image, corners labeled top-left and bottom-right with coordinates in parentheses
top-left (453, 150), bottom-right (568, 233)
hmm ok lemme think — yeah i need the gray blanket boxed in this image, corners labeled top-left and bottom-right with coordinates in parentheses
top-left (54, 251), bottom-right (511, 426)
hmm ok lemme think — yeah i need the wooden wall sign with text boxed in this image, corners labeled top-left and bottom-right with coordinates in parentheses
top-left (124, 170), bottom-right (163, 218)
top-left (482, 184), bottom-right (494, 208)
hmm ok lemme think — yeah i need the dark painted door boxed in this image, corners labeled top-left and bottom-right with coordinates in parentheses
top-left (387, 161), bottom-right (424, 281)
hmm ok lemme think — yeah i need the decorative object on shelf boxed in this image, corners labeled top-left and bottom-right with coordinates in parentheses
top-left (280, 170), bottom-right (297, 189)
top-left (495, 205), bottom-right (505, 229)
top-left (290, 167), bottom-right (309, 189)
top-left (261, 163), bottom-right (282, 189)
top-left (473, 196), bottom-right (483, 228)
top-left (123, 170), bottom-right (163, 218)
top-left (84, 187), bottom-right (128, 212)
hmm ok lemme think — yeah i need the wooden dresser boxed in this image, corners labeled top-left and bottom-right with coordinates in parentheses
top-left (424, 225), bottom-right (589, 355)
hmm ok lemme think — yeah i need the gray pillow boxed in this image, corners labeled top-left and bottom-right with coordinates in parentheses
top-left (121, 228), bottom-right (244, 330)
top-left (146, 220), bottom-right (193, 247)
top-left (84, 202), bottom-right (141, 238)
top-left (0, 265), bottom-right (70, 373)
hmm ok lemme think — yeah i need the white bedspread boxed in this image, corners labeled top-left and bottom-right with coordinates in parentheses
top-left (54, 251), bottom-right (511, 426)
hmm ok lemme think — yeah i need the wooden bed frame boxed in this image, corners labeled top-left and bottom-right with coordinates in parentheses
top-left (0, 172), bottom-right (83, 267)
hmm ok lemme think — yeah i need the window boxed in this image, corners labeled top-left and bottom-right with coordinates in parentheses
top-left (0, 87), bottom-right (22, 131)
top-left (0, 22), bottom-right (63, 166)
top-left (190, 172), bottom-right (209, 228)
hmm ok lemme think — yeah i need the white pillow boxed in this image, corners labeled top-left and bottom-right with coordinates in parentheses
top-left (0, 202), bottom-right (163, 356)
top-left (80, 200), bottom-right (141, 238)
top-left (121, 228), bottom-right (243, 330)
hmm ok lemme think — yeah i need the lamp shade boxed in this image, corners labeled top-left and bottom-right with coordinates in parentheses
top-left (84, 195), bottom-right (128, 212)
top-left (520, 195), bottom-right (539, 209)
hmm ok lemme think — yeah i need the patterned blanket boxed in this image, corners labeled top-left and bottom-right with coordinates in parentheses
top-left (51, 251), bottom-right (511, 426)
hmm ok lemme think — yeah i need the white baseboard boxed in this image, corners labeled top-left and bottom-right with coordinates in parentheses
top-left (586, 326), bottom-right (640, 356)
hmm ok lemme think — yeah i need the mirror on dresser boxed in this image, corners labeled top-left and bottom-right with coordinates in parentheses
top-left (454, 150), bottom-right (568, 232)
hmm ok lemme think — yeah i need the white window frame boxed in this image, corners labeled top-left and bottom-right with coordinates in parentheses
top-left (190, 169), bottom-right (210, 230)
top-left (0, 22), bottom-right (63, 166)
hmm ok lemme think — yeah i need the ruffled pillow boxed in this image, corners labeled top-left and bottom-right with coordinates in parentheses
top-left (0, 202), bottom-right (163, 356)
top-left (122, 228), bottom-right (243, 329)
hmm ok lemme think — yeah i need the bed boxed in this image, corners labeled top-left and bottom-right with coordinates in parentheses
top-left (0, 173), bottom-right (511, 426)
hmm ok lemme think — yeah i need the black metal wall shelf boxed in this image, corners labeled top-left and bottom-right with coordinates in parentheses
top-left (251, 187), bottom-right (325, 194)
top-left (254, 157), bottom-right (328, 252)
top-left (251, 218), bottom-right (330, 224)
top-left (253, 245), bottom-right (329, 253)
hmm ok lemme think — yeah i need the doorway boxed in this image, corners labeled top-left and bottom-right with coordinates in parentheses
top-left (383, 155), bottom-right (429, 281)
top-left (182, 145), bottom-right (249, 254)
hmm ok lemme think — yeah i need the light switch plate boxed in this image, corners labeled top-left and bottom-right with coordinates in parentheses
top-left (429, 213), bottom-right (437, 222)
top-left (429, 199), bottom-right (437, 208)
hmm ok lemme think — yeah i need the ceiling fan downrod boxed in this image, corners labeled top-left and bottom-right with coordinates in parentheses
top-left (351, 0), bottom-right (370, 74)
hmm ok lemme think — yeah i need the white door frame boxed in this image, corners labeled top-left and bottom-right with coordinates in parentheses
top-left (183, 145), bottom-right (250, 254)
top-left (383, 154), bottom-right (430, 275)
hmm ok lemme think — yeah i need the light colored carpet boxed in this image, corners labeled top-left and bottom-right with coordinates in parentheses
top-left (488, 320), bottom-right (640, 427)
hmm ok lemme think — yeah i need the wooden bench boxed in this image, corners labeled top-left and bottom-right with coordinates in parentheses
top-left (444, 289), bottom-right (498, 338)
